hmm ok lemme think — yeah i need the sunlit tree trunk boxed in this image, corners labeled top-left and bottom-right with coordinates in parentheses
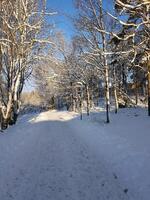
top-left (98, 0), bottom-right (110, 123)
top-left (113, 66), bottom-right (118, 113)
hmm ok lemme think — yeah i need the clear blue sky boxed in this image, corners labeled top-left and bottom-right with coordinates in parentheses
top-left (46, 0), bottom-right (113, 40)
top-left (46, 0), bottom-right (76, 40)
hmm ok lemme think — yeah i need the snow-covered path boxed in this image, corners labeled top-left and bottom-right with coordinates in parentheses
top-left (0, 109), bottom-right (149, 200)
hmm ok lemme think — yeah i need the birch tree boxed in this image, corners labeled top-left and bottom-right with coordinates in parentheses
top-left (0, 0), bottom-right (55, 129)
top-left (75, 0), bottom-right (117, 122)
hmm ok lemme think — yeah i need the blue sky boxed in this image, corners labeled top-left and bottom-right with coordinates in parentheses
top-left (46, 0), bottom-right (113, 40)
top-left (46, 0), bottom-right (76, 40)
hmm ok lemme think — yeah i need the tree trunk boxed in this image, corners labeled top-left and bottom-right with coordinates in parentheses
top-left (80, 99), bottom-right (83, 120)
top-left (113, 66), bottom-right (118, 113)
top-left (9, 100), bottom-right (19, 125)
top-left (105, 66), bottom-right (110, 123)
top-left (99, 0), bottom-right (110, 123)
top-left (80, 86), bottom-right (83, 120)
top-left (114, 86), bottom-right (118, 114)
top-left (86, 84), bottom-right (90, 116)
top-left (0, 108), bottom-right (3, 131)
top-left (135, 68), bottom-right (139, 105)
top-left (70, 82), bottom-right (75, 111)
top-left (135, 82), bottom-right (138, 106)
top-left (103, 35), bottom-right (110, 123)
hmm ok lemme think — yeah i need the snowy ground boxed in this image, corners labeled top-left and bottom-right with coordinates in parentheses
top-left (0, 107), bottom-right (150, 200)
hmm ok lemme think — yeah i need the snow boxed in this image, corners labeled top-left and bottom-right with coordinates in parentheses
top-left (0, 108), bottom-right (150, 200)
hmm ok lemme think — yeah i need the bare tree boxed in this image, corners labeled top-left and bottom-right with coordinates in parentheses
top-left (0, 0), bottom-right (55, 129)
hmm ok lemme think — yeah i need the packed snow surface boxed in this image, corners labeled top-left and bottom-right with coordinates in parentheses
top-left (0, 108), bottom-right (150, 200)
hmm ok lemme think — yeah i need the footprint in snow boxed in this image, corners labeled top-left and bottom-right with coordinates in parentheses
top-left (124, 188), bottom-right (128, 194)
